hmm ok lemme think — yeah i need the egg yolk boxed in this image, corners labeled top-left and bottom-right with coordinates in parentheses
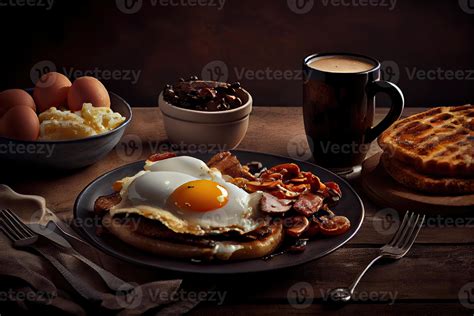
top-left (168, 180), bottom-right (229, 212)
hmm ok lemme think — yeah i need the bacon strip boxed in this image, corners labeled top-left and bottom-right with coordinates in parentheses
top-left (207, 151), bottom-right (255, 180)
top-left (148, 152), bottom-right (177, 162)
top-left (260, 192), bottom-right (293, 214)
top-left (293, 193), bottom-right (324, 217)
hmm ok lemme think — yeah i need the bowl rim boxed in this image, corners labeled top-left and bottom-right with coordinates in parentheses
top-left (158, 86), bottom-right (253, 116)
top-left (161, 111), bottom-right (250, 124)
top-left (0, 90), bottom-right (132, 144)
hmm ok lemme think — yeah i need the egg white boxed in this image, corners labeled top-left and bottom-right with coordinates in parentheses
top-left (110, 169), bottom-right (262, 236)
top-left (144, 156), bottom-right (222, 180)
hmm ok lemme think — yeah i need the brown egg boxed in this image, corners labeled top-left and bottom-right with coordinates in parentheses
top-left (68, 76), bottom-right (111, 111)
top-left (0, 89), bottom-right (36, 118)
top-left (0, 106), bottom-right (40, 141)
top-left (33, 72), bottom-right (72, 113)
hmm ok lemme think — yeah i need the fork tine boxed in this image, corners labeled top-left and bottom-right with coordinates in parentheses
top-left (0, 209), bottom-right (34, 238)
top-left (388, 211), bottom-right (411, 246)
top-left (0, 211), bottom-right (26, 239)
top-left (401, 214), bottom-right (425, 251)
top-left (0, 220), bottom-right (20, 241)
top-left (396, 213), bottom-right (420, 248)
top-left (5, 209), bottom-right (36, 237)
top-left (394, 212), bottom-right (416, 248)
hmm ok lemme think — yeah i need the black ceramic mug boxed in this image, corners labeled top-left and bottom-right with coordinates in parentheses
top-left (303, 52), bottom-right (404, 173)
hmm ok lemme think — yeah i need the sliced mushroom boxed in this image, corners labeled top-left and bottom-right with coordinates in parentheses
top-left (285, 216), bottom-right (310, 238)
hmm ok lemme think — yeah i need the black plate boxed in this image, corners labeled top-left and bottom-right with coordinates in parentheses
top-left (74, 150), bottom-right (364, 274)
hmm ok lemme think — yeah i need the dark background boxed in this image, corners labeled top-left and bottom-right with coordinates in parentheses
top-left (0, 0), bottom-right (473, 107)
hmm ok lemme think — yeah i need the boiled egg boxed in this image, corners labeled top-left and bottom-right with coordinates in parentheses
top-left (33, 72), bottom-right (72, 113)
top-left (0, 89), bottom-right (36, 118)
top-left (0, 106), bottom-right (40, 141)
top-left (68, 76), bottom-right (110, 111)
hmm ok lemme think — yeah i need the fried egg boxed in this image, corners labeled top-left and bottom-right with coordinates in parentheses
top-left (111, 157), bottom-right (262, 236)
top-left (144, 155), bottom-right (219, 179)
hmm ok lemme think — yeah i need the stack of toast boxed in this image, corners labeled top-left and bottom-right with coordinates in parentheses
top-left (378, 105), bottom-right (473, 195)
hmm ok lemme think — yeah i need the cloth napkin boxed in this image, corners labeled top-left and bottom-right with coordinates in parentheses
top-left (0, 184), bottom-right (202, 315)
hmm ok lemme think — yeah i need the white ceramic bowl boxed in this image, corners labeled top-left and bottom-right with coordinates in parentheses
top-left (158, 86), bottom-right (252, 150)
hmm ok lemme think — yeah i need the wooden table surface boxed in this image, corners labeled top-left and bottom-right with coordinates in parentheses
top-left (1, 107), bottom-right (473, 315)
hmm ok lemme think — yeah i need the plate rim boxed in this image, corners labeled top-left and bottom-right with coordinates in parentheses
top-left (73, 149), bottom-right (365, 274)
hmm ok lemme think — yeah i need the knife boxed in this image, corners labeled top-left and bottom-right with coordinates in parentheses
top-left (28, 222), bottom-right (133, 292)
top-left (28, 222), bottom-right (70, 248)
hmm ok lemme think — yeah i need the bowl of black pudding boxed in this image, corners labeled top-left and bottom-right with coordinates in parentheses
top-left (158, 77), bottom-right (252, 149)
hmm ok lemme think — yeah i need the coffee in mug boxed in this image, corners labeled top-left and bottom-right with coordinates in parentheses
top-left (303, 53), bottom-right (404, 174)
top-left (307, 55), bottom-right (375, 73)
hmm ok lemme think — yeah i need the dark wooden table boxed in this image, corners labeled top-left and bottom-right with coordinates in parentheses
top-left (2, 107), bottom-right (473, 315)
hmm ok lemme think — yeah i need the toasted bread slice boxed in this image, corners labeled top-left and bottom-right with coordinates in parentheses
top-left (378, 105), bottom-right (473, 178)
top-left (102, 214), bottom-right (284, 261)
top-left (381, 153), bottom-right (474, 195)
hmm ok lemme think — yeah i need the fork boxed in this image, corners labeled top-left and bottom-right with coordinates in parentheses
top-left (0, 208), bottom-right (105, 301)
top-left (328, 211), bottom-right (425, 303)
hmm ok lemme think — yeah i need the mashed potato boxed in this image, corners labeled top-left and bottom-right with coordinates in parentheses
top-left (38, 103), bottom-right (125, 140)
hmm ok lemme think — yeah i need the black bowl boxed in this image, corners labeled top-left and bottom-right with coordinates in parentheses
top-left (0, 91), bottom-right (132, 169)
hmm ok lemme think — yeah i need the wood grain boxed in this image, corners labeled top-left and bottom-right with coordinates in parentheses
top-left (361, 153), bottom-right (474, 214)
top-left (190, 303), bottom-right (468, 315)
top-left (1, 107), bottom-right (472, 313)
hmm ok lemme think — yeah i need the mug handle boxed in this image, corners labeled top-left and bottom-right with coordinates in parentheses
top-left (365, 81), bottom-right (405, 143)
